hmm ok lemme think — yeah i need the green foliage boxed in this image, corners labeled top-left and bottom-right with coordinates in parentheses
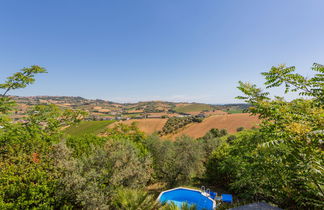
top-left (146, 135), bottom-right (204, 187)
top-left (0, 65), bottom-right (47, 96)
top-left (3, 63), bottom-right (322, 209)
top-left (0, 153), bottom-right (57, 209)
top-left (66, 134), bottom-right (107, 157)
top-left (102, 122), bottom-right (149, 156)
top-left (206, 63), bottom-right (324, 209)
top-left (161, 202), bottom-right (197, 210)
top-left (236, 127), bottom-right (244, 132)
top-left (112, 188), bottom-right (162, 210)
top-left (226, 135), bottom-right (236, 144)
top-left (64, 120), bottom-right (114, 137)
top-left (53, 139), bottom-right (153, 209)
top-left (159, 116), bottom-right (203, 136)
top-left (0, 66), bottom-right (47, 122)
top-left (201, 128), bottom-right (228, 140)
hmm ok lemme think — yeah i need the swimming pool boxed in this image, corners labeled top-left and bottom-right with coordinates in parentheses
top-left (158, 187), bottom-right (216, 210)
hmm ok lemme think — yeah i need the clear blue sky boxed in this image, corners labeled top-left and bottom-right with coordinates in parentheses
top-left (0, 0), bottom-right (323, 103)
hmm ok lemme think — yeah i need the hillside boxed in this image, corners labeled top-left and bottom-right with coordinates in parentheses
top-left (109, 113), bottom-right (260, 139)
top-left (172, 113), bottom-right (260, 139)
top-left (174, 103), bottom-right (214, 113)
top-left (12, 96), bottom-right (251, 122)
top-left (64, 120), bottom-right (114, 137)
top-left (108, 118), bottom-right (167, 134)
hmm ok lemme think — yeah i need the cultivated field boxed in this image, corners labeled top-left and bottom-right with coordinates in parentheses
top-left (172, 113), bottom-right (260, 138)
top-left (64, 120), bottom-right (114, 137)
top-left (109, 118), bottom-right (168, 134)
top-left (174, 103), bottom-right (214, 113)
top-left (109, 113), bottom-right (260, 139)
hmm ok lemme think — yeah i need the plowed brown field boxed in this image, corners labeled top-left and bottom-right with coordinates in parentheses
top-left (172, 113), bottom-right (260, 139)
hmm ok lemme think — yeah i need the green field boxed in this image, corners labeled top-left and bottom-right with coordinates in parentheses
top-left (174, 103), bottom-right (214, 113)
top-left (64, 120), bottom-right (114, 136)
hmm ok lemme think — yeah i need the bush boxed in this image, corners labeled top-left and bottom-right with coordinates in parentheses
top-left (53, 139), bottom-right (153, 209)
top-left (112, 188), bottom-right (161, 210)
top-left (236, 127), bottom-right (244, 132)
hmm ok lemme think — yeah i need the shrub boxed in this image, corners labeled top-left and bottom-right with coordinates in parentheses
top-left (236, 127), bottom-right (244, 132)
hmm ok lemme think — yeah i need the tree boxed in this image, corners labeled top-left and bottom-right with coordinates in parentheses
top-left (231, 63), bottom-right (324, 208)
top-left (54, 139), bottom-right (153, 209)
top-left (236, 127), bottom-right (244, 132)
top-left (0, 67), bottom-right (86, 209)
top-left (146, 135), bottom-right (204, 187)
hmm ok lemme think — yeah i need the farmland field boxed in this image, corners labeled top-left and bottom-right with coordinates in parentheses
top-left (111, 113), bottom-right (260, 139)
top-left (172, 113), bottom-right (260, 138)
top-left (109, 118), bottom-right (168, 134)
top-left (174, 103), bottom-right (214, 113)
top-left (226, 109), bottom-right (244, 114)
top-left (64, 120), bottom-right (114, 136)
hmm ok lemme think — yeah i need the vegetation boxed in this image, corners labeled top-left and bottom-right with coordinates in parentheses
top-left (1, 63), bottom-right (323, 209)
top-left (174, 103), bottom-right (214, 113)
top-left (207, 63), bottom-right (324, 209)
top-left (64, 120), bottom-right (114, 137)
top-left (146, 135), bottom-right (205, 187)
top-left (225, 109), bottom-right (243, 114)
top-left (159, 116), bottom-right (203, 136)
top-left (236, 126), bottom-right (244, 132)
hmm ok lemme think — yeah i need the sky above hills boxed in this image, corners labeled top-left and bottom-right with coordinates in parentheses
top-left (0, 0), bottom-right (323, 103)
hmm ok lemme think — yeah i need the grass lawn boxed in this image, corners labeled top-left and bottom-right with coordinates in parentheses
top-left (64, 120), bottom-right (114, 137)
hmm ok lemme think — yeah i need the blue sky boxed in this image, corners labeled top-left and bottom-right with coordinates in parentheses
top-left (0, 0), bottom-right (323, 103)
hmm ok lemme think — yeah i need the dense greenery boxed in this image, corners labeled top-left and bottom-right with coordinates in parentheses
top-left (207, 63), bottom-right (324, 209)
top-left (159, 116), bottom-right (203, 136)
top-left (0, 63), bottom-right (323, 209)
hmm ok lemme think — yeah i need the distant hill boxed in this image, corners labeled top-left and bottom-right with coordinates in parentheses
top-left (10, 96), bottom-right (252, 123)
top-left (110, 113), bottom-right (260, 139)
top-left (174, 103), bottom-right (215, 113)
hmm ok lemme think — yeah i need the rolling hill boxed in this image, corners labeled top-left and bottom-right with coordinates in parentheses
top-left (171, 113), bottom-right (260, 139)
top-left (108, 113), bottom-right (260, 139)
top-left (64, 120), bottom-right (114, 137)
top-left (108, 118), bottom-right (168, 134)
top-left (174, 103), bottom-right (214, 113)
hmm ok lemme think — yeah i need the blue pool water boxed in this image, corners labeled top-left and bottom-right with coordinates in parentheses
top-left (159, 188), bottom-right (214, 210)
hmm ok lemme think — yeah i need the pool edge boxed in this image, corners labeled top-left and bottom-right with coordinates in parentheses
top-left (157, 187), bottom-right (216, 209)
